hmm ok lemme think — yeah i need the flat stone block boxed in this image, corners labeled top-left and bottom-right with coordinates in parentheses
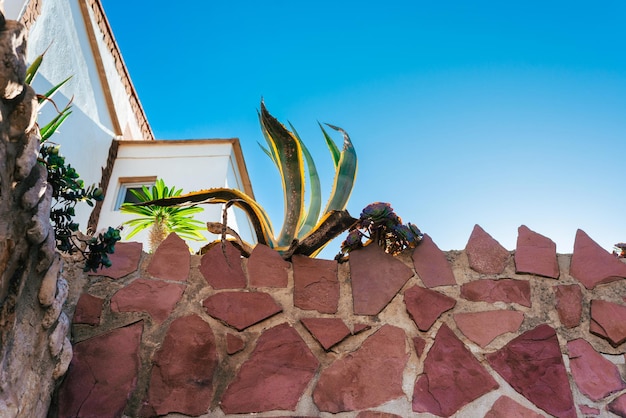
top-left (514, 225), bottom-right (559, 278)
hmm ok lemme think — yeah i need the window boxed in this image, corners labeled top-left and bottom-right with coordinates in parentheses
top-left (115, 176), bottom-right (157, 210)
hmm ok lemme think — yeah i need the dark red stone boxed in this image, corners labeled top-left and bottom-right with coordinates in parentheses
top-left (609, 393), bottom-right (626, 417)
top-left (579, 404), bottom-right (601, 416)
top-left (352, 323), bottom-right (371, 334)
top-left (590, 300), bottom-right (626, 347)
top-left (485, 396), bottom-right (544, 418)
top-left (73, 293), bottom-right (103, 325)
top-left (350, 244), bottom-right (414, 315)
top-left (460, 278), bottom-right (531, 307)
top-left (110, 278), bottom-right (185, 323)
top-left (91, 241), bottom-right (142, 279)
top-left (301, 317), bottom-right (351, 350)
top-left (226, 334), bottom-right (245, 355)
top-left (486, 324), bottom-right (577, 418)
top-left (465, 224), bottom-right (510, 274)
top-left (313, 325), bottom-right (408, 413)
top-left (247, 243), bottom-right (290, 288)
top-left (412, 234), bottom-right (456, 287)
top-left (147, 233), bottom-right (190, 281)
top-left (356, 412), bottom-right (402, 418)
top-left (292, 255), bottom-right (339, 314)
top-left (567, 338), bottom-right (625, 401)
top-left (413, 336), bottom-right (426, 357)
top-left (404, 285), bottom-right (456, 331)
top-left (514, 225), bottom-right (559, 278)
top-left (57, 321), bottom-right (143, 417)
top-left (144, 315), bottom-right (217, 416)
top-left (202, 291), bottom-right (282, 331)
top-left (454, 310), bottom-right (524, 347)
top-left (555, 284), bottom-right (583, 328)
top-left (570, 229), bottom-right (626, 289)
top-left (412, 324), bottom-right (498, 416)
top-left (220, 322), bottom-right (319, 414)
top-left (200, 240), bottom-right (246, 289)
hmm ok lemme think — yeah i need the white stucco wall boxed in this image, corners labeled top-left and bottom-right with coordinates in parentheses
top-left (97, 140), bottom-right (256, 253)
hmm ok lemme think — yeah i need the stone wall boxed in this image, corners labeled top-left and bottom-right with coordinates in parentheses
top-left (53, 225), bottom-right (626, 417)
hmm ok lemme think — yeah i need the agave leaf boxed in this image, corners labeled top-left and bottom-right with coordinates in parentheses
top-left (39, 109), bottom-right (72, 141)
top-left (257, 141), bottom-right (278, 167)
top-left (322, 124), bottom-right (358, 213)
top-left (259, 101), bottom-right (305, 247)
top-left (288, 122), bottom-right (322, 238)
top-left (38, 76), bottom-right (72, 105)
top-left (284, 210), bottom-right (357, 258)
top-left (141, 187), bottom-right (277, 248)
top-left (319, 122), bottom-right (341, 168)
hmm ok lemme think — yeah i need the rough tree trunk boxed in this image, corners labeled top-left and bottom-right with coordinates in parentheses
top-left (0, 13), bottom-right (72, 417)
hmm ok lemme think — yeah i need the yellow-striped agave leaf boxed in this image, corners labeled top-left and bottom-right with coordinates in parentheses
top-left (322, 124), bottom-right (358, 213)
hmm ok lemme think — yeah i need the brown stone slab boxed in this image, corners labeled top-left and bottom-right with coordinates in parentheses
top-left (199, 240), bottom-right (246, 289)
top-left (412, 324), bottom-right (498, 416)
top-left (454, 310), bottom-right (524, 347)
top-left (313, 325), bottom-right (408, 413)
top-left (485, 396), bottom-right (544, 418)
top-left (404, 285), bottom-right (456, 331)
top-left (220, 323), bottom-right (319, 414)
top-left (91, 241), bottom-right (142, 279)
top-left (356, 412), bottom-right (402, 418)
top-left (514, 225), bottom-right (559, 278)
top-left (412, 234), bottom-right (456, 287)
top-left (609, 393), bottom-right (626, 417)
top-left (301, 317), bottom-right (351, 350)
top-left (567, 338), bottom-right (626, 401)
top-left (110, 278), bottom-right (185, 323)
top-left (589, 299), bottom-right (626, 347)
top-left (554, 284), bottom-right (583, 328)
top-left (57, 321), bottom-right (143, 417)
top-left (147, 233), bottom-right (190, 281)
top-left (465, 224), bottom-right (510, 274)
top-left (248, 243), bottom-right (290, 287)
top-left (143, 315), bottom-right (217, 416)
top-left (292, 255), bottom-right (339, 314)
top-left (460, 278), bottom-right (531, 307)
top-left (486, 324), bottom-right (577, 418)
top-left (202, 291), bottom-right (282, 331)
top-left (413, 336), bottom-right (426, 357)
top-left (73, 293), bottom-right (104, 325)
top-left (226, 334), bottom-right (245, 355)
top-left (350, 244), bottom-right (414, 315)
top-left (570, 229), bottom-right (626, 289)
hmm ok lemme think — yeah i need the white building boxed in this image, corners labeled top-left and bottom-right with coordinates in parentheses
top-left (7, 0), bottom-right (256, 252)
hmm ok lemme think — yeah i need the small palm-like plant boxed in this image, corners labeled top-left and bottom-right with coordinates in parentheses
top-left (120, 179), bottom-right (205, 252)
top-left (141, 101), bottom-right (358, 258)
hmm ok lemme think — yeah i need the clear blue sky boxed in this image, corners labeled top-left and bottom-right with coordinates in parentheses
top-left (102, 1), bottom-right (626, 257)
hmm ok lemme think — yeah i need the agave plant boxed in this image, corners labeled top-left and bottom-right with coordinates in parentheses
top-left (141, 101), bottom-right (358, 258)
top-left (120, 179), bottom-right (205, 252)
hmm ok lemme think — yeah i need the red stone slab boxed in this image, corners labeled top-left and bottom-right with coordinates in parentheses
top-left (589, 300), bottom-right (626, 347)
top-left (579, 404), bottom-right (600, 416)
top-left (202, 291), bottom-right (282, 331)
top-left (609, 393), bottom-right (626, 417)
top-left (352, 323), bottom-right (371, 334)
top-left (486, 324), bottom-right (577, 418)
top-left (301, 317), bottom-right (351, 350)
top-left (356, 412), bottom-right (402, 418)
top-left (412, 234), bottom-right (456, 287)
top-left (454, 310), bottom-right (524, 347)
top-left (465, 224), bottom-right (510, 274)
top-left (226, 334), bottom-right (245, 355)
top-left (555, 284), bottom-right (583, 328)
top-left (247, 243), bottom-right (290, 287)
top-left (313, 325), bottom-right (408, 413)
top-left (143, 315), bottom-right (217, 416)
top-left (292, 255), bottom-right (339, 314)
top-left (110, 278), bottom-right (185, 323)
top-left (57, 321), bottom-right (143, 417)
top-left (413, 336), bottom-right (426, 357)
top-left (91, 241), bottom-right (142, 279)
top-left (404, 285), bottom-right (456, 331)
top-left (514, 225), bottom-right (559, 278)
top-left (350, 244), bottom-right (414, 315)
top-left (147, 233), bottom-right (190, 281)
top-left (200, 240), bottom-right (246, 289)
top-left (567, 338), bottom-right (625, 401)
top-left (460, 278), bottom-right (531, 307)
top-left (73, 293), bottom-right (104, 325)
top-left (412, 324), bottom-right (498, 416)
top-left (485, 396), bottom-right (544, 418)
top-left (220, 322), bottom-right (319, 414)
top-left (570, 229), bottom-right (626, 289)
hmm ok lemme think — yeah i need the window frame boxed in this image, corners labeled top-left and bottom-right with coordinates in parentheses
top-left (114, 176), bottom-right (157, 210)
